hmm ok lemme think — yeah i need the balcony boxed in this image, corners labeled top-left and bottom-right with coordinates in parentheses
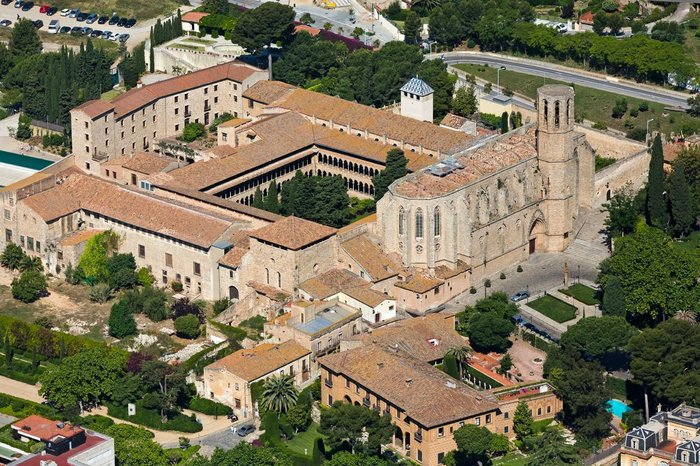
top-left (204, 104), bottom-right (211, 112)
top-left (184, 109), bottom-right (192, 118)
top-left (324, 378), bottom-right (333, 388)
top-left (414, 431), bottom-right (423, 443)
top-left (362, 397), bottom-right (370, 407)
top-left (92, 151), bottom-right (109, 162)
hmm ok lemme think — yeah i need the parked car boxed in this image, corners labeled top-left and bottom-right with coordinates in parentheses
top-left (47, 6), bottom-right (57, 15)
top-left (97, 15), bottom-right (108, 24)
top-left (68, 8), bottom-right (80, 18)
top-left (81, 26), bottom-right (92, 35)
top-left (70, 25), bottom-right (81, 35)
top-left (101, 30), bottom-right (111, 39)
top-left (59, 25), bottom-right (70, 33)
top-left (125, 18), bottom-right (136, 28)
top-left (1, 0), bottom-right (13, 5)
top-left (237, 425), bottom-right (255, 437)
top-left (117, 17), bottom-right (127, 27)
top-left (47, 19), bottom-right (59, 33)
top-left (108, 15), bottom-right (119, 25)
top-left (59, 8), bottom-right (70, 16)
top-left (14, 1), bottom-right (24, 9)
top-left (0, 19), bottom-right (12, 27)
top-left (118, 33), bottom-right (129, 42)
top-left (76, 12), bottom-right (87, 21)
top-left (90, 29), bottom-right (101, 37)
top-left (109, 31), bottom-right (120, 40)
top-left (21, 1), bottom-right (34, 11)
top-left (86, 13), bottom-right (97, 23)
top-left (39, 3), bottom-right (49, 13)
top-left (32, 19), bottom-right (43, 28)
top-left (510, 291), bottom-right (530, 302)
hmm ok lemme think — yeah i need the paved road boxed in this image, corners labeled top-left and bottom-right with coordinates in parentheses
top-left (436, 51), bottom-right (691, 109)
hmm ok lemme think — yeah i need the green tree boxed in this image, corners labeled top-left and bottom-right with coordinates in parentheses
top-left (373, 149), bottom-right (408, 201)
top-left (108, 424), bottom-right (169, 466)
top-left (452, 424), bottom-right (493, 464)
top-left (263, 181), bottom-right (281, 214)
top-left (498, 353), bottom-right (513, 374)
top-left (40, 347), bottom-right (127, 412)
top-left (300, 12), bottom-right (315, 25)
top-left (141, 359), bottom-right (187, 423)
top-left (560, 316), bottom-right (635, 360)
top-left (78, 231), bottom-right (119, 283)
top-left (403, 11), bottom-right (422, 44)
top-left (319, 402), bottom-right (393, 456)
top-left (601, 276), bottom-right (626, 317)
top-left (489, 433), bottom-right (511, 456)
top-left (1, 243), bottom-right (26, 270)
top-left (9, 19), bottom-right (42, 60)
top-left (174, 314), bottom-right (201, 339)
top-left (452, 85), bottom-right (478, 118)
top-left (446, 345), bottom-right (471, 380)
top-left (501, 111), bottom-right (509, 133)
top-left (628, 319), bottom-right (700, 406)
top-left (668, 160), bottom-right (694, 237)
top-left (602, 187), bottom-right (640, 241)
top-left (260, 374), bottom-right (298, 415)
top-left (108, 301), bottom-right (137, 338)
top-left (182, 122), bottom-right (206, 142)
top-left (11, 269), bottom-right (47, 303)
top-left (560, 0), bottom-right (575, 18)
top-left (205, 443), bottom-right (293, 466)
top-left (513, 400), bottom-right (534, 440)
top-left (4, 333), bottom-right (13, 366)
top-left (231, 3), bottom-right (295, 52)
top-left (598, 224), bottom-right (700, 323)
top-left (689, 94), bottom-right (700, 117)
top-left (286, 404), bottom-right (311, 433)
top-left (252, 187), bottom-right (264, 209)
top-left (525, 428), bottom-right (582, 465)
top-left (646, 134), bottom-right (666, 228)
top-left (467, 312), bottom-right (514, 353)
top-left (322, 452), bottom-right (392, 466)
top-left (202, 0), bottom-right (230, 14)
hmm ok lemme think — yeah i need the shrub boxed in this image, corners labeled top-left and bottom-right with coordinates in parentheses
top-left (470, 286), bottom-right (477, 294)
top-left (287, 404), bottom-right (311, 432)
top-left (108, 268), bottom-right (137, 291)
top-left (108, 301), bottom-right (137, 339)
top-left (467, 38), bottom-right (476, 48)
top-left (174, 315), bottom-right (201, 339)
top-left (212, 298), bottom-right (231, 315)
top-left (136, 267), bottom-right (153, 287)
top-left (484, 279), bottom-right (492, 288)
top-left (630, 108), bottom-right (639, 117)
top-left (500, 272), bottom-right (506, 280)
top-left (626, 127), bottom-right (647, 142)
top-left (1, 244), bottom-right (25, 270)
top-left (593, 121), bottom-right (608, 130)
top-left (171, 281), bottom-right (183, 292)
top-left (172, 298), bottom-right (204, 322)
top-left (182, 122), bottom-right (206, 142)
top-left (517, 265), bottom-right (523, 272)
top-left (11, 270), bottom-right (48, 303)
top-left (88, 283), bottom-right (112, 303)
top-left (611, 98), bottom-right (628, 119)
top-left (142, 286), bottom-right (169, 322)
top-left (638, 102), bottom-right (649, 112)
top-left (187, 397), bottom-right (232, 416)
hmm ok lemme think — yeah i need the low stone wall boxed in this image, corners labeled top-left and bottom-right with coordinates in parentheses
top-left (575, 125), bottom-right (646, 159)
top-left (594, 145), bottom-right (649, 207)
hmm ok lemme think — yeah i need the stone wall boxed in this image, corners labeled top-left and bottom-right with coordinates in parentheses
top-left (594, 147), bottom-right (649, 207)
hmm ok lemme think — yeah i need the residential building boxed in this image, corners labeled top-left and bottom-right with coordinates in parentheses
top-left (620, 404), bottom-right (700, 466)
top-left (202, 340), bottom-right (312, 418)
top-left (7, 415), bottom-right (114, 466)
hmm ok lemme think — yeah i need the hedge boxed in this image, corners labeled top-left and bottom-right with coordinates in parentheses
top-left (179, 341), bottom-right (224, 374)
top-left (0, 392), bottom-right (59, 419)
top-left (465, 365), bottom-right (503, 389)
top-left (187, 397), bottom-right (232, 416)
top-left (107, 402), bottom-right (202, 433)
top-left (0, 363), bottom-right (43, 385)
top-left (259, 412), bottom-right (310, 466)
top-left (522, 332), bottom-right (557, 353)
top-left (207, 320), bottom-right (247, 341)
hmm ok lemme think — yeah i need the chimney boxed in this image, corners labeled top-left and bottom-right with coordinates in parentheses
top-left (405, 378), bottom-right (412, 387)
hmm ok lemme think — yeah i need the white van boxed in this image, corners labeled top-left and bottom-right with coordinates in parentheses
top-left (48, 19), bottom-right (60, 34)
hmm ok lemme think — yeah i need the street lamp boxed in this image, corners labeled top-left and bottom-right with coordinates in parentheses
top-left (496, 66), bottom-right (506, 93)
top-left (646, 118), bottom-right (655, 145)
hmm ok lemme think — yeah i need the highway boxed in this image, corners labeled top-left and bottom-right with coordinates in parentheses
top-left (435, 52), bottom-right (691, 109)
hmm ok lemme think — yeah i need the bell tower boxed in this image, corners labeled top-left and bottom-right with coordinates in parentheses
top-left (537, 85), bottom-right (577, 251)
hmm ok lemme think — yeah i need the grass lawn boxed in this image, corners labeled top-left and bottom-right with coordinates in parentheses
top-left (532, 417), bottom-right (556, 434)
top-left (674, 231), bottom-right (700, 253)
top-left (453, 63), bottom-right (700, 137)
top-left (493, 451), bottom-right (529, 466)
top-left (559, 284), bottom-right (599, 306)
top-left (183, 38), bottom-right (216, 45)
top-left (527, 295), bottom-right (577, 323)
top-left (47, 0), bottom-right (180, 20)
top-left (168, 44), bottom-right (205, 52)
top-left (101, 89), bottom-right (123, 101)
top-left (284, 423), bottom-right (324, 456)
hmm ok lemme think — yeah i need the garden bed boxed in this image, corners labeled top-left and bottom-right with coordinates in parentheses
top-left (559, 284), bottom-right (599, 306)
top-left (106, 401), bottom-right (202, 433)
top-left (527, 295), bottom-right (577, 323)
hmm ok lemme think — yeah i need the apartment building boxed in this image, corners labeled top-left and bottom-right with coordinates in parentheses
top-left (70, 61), bottom-right (267, 177)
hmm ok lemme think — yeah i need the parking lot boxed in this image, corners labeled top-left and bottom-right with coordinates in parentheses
top-left (0, 1), bottom-right (158, 45)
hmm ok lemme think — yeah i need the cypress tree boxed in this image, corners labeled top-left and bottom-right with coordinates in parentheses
top-left (295, 176), bottom-right (318, 220)
top-left (281, 171), bottom-right (305, 215)
top-left (373, 149), bottom-right (408, 201)
top-left (669, 160), bottom-right (694, 237)
top-left (646, 134), bottom-right (666, 228)
top-left (501, 111), bottom-right (509, 133)
top-left (4, 334), bottom-right (13, 367)
top-left (263, 181), bottom-right (280, 214)
top-left (59, 338), bottom-right (66, 360)
top-left (149, 43), bottom-right (155, 73)
top-left (602, 276), bottom-right (626, 317)
top-left (252, 187), bottom-right (264, 209)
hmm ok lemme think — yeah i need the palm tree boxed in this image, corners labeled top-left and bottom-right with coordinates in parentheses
top-left (674, 310), bottom-right (698, 325)
top-left (446, 345), bottom-right (471, 381)
top-left (260, 374), bottom-right (299, 415)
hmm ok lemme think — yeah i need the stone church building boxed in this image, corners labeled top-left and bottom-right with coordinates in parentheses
top-left (377, 85), bottom-right (595, 285)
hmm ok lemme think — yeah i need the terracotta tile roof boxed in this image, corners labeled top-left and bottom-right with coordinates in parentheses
top-left (207, 340), bottom-right (310, 381)
top-left (207, 145), bottom-right (238, 158)
top-left (247, 281), bottom-right (291, 301)
top-left (21, 173), bottom-right (238, 248)
top-left (245, 81), bottom-right (477, 155)
top-left (242, 80), bottom-right (296, 104)
top-left (219, 232), bottom-right (250, 268)
top-left (435, 260), bottom-right (469, 279)
top-left (218, 118), bottom-right (251, 129)
top-left (394, 127), bottom-right (537, 198)
top-left (181, 11), bottom-right (209, 23)
top-left (12, 415), bottom-right (84, 442)
top-left (338, 213), bottom-right (377, 234)
top-left (76, 62), bottom-right (261, 120)
top-left (320, 344), bottom-right (498, 428)
top-left (59, 229), bottom-right (103, 247)
top-left (362, 314), bottom-right (464, 363)
top-left (249, 216), bottom-right (336, 250)
top-left (72, 99), bottom-right (114, 119)
top-left (440, 113), bottom-right (470, 130)
top-left (122, 152), bottom-right (172, 174)
top-left (341, 235), bottom-right (399, 282)
top-left (298, 269), bottom-right (368, 300)
top-left (164, 112), bottom-right (432, 192)
top-left (341, 286), bottom-right (391, 308)
top-left (294, 24), bottom-right (321, 36)
top-left (395, 274), bottom-right (442, 293)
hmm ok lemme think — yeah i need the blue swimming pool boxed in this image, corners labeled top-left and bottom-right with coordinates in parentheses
top-left (607, 399), bottom-right (632, 418)
top-left (0, 150), bottom-right (53, 170)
